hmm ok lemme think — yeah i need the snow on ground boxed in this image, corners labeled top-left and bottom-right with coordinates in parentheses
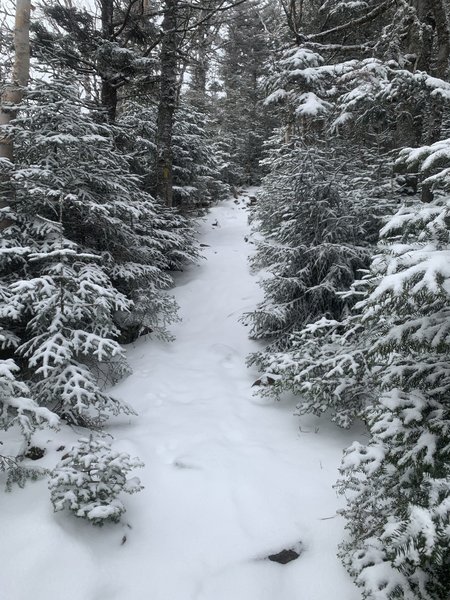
top-left (0, 194), bottom-right (362, 600)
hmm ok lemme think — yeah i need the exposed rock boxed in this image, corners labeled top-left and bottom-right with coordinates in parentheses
top-left (268, 548), bottom-right (301, 564)
top-left (24, 446), bottom-right (45, 461)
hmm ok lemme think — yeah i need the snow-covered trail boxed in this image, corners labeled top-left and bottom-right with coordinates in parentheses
top-left (1, 197), bottom-right (361, 600)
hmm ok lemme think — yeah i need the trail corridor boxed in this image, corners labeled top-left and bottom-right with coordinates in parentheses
top-left (1, 196), bottom-right (361, 600)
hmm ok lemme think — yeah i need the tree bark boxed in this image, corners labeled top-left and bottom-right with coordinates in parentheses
top-left (100, 0), bottom-right (118, 123)
top-left (429, 0), bottom-right (450, 80)
top-left (155, 0), bottom-right (179, 207)
top-left (409, 0), bottom-right (450, 201)
top-left (0, 0), bottom-right (31, 162)
top-left (0, 0), bottom-right (31, 226)
top-left (191, 34), bottom-right (208, 110)
top-left (423, 0), bottom-right (450, 149)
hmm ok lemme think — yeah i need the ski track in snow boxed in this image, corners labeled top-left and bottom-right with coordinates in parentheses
top-left (1, 195), bottom-right (362, 600)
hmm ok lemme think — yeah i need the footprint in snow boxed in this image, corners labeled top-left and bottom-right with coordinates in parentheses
top-left (172, 458), bottom-right (202, 470)
top-left (209, 344), bottom-right (239, 369)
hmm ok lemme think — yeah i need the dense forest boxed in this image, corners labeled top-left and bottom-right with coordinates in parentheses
top-left (1, 0), bottom-right (450, 598)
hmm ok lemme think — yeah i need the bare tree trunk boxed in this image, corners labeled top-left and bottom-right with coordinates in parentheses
top-left (403, 0), bottom-right (450, 202)
top-left (0, 0), bottom-right (31, 162)
top-left (425, 0), bottom-right (450, 143)
top-left (191, 49), bottom-right (208, 109)
top-left (0, 0), bottom-right (31, 226)
top-left (189, 21), bottom-right (209, 110)
top-left (429, 0), bottom-right (450, 79)
top-left (100, 0), bottom-right (117, 123)
top-left (155, 0), bottom-right (178, 207)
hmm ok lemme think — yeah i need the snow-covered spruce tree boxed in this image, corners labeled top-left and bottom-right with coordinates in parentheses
top-left (118, 100), bottom-right (228, 212)
top-left (247, 143), bottom-right (397, 427)
top-left (335, 143), bottom-right (450, 598)
top-left (246, 140), bottom-right (369, 353)
top-left (1, 148), bottom-right (133, 426)
top-left (251, 313), bottom-right (371, 428)
top-left (0, 78), bottom-right (195, 423)
top-left (214, 0), bottom-right (275, 187)
top-left (49, 436), bottom-right (143, 526)
top-left (172, 102), bottom-right (230, 211)
top-left (0, 358), bottom-right (58, 487)
top-left (12, 79), bottom-right (193, 343)
top-left (0, 145), bottom-right (59, 485)
top-left (245, 0), bottom-right (450, 417)
top-left (9, 230), bottom-right (133, 427)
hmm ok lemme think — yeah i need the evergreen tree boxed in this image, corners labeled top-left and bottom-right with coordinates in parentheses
top-left (0, 358), bottom-right (58, 466)
top-left (214, 0), bottom-right (275, 186)
top-left (120, 99), bottom-right (228, 212)
top-left (172, 101), bottom-right (229, 209)
top-left (246, 140), bottom-right (369, 351)
top-left (49, 436), bottom-right (143, 525)
top-left (336, 188), bottom-right (450, 599)
top-left (246, 4), bottom-right (450, 594)
top-left (0, 78), bottom-right (197, 425)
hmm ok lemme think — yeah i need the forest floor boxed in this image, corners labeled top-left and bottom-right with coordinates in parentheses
top-left (1, 193), bottom-right (363, 600)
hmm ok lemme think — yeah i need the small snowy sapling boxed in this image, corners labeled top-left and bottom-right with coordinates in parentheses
top-left (49, 436), bottom-right (143, 526)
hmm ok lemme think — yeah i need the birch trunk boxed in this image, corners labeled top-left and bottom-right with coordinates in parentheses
top-left (0, 0), bottom-right (31, 162)
top-left (0, 0), bottom-right (31, 226)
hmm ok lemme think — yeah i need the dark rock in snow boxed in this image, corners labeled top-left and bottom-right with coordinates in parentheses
top-left (268, 548), bottom-right (301, 564)
top-left (24, 446), bottom-right (45, 460)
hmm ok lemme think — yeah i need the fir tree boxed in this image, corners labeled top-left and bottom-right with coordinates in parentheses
top-left (214, 0), bottom-right (274, 186)
top-left (172, 101), bottom-right (229, 210)
top-left (246, 141), bottom-right (368, 352)
top-left (49, 436), bottom-right (143, 525)
top-left (10, 79), bottom-right (190, 342)
top-left (336, 190), bottom-right (450, 599)
top-left (0, 78), bottom-right (197, 424)
top-left (0, 358), bottom-right (58, 468)
top-left (119, 100), bottom-right (228, 212)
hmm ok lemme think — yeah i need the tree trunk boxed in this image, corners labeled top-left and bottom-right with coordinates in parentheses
top-left (424, 0), bottom-right (450, 145)
top-left (0, 0), bottom-right (31, 226)
top-left (101, 81), bottom-right (118, 124)
top-left (191, 51), bottom-right (208, 109)
top-left (190, 22), bottom-right (208, 110)
top-left (429, 0), bottom-right (450, 80)
top-left (155, 0), bottom-right (179, 207)
top-left (0, 0), bottom-right (31, 162)
top-left (100, 0), bottom-right (117, 123)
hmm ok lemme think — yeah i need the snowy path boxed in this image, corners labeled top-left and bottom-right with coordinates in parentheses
top-left (1, 197), bottom-right (361, 600)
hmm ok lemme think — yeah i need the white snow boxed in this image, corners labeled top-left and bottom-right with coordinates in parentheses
top-left (0, 194), bottom-right (362, 600)
top-left (295, 92), bottom-right (332, 116)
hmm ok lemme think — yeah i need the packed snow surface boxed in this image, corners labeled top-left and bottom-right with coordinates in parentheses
top-left (1, 194), bottom-right (362, 600)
